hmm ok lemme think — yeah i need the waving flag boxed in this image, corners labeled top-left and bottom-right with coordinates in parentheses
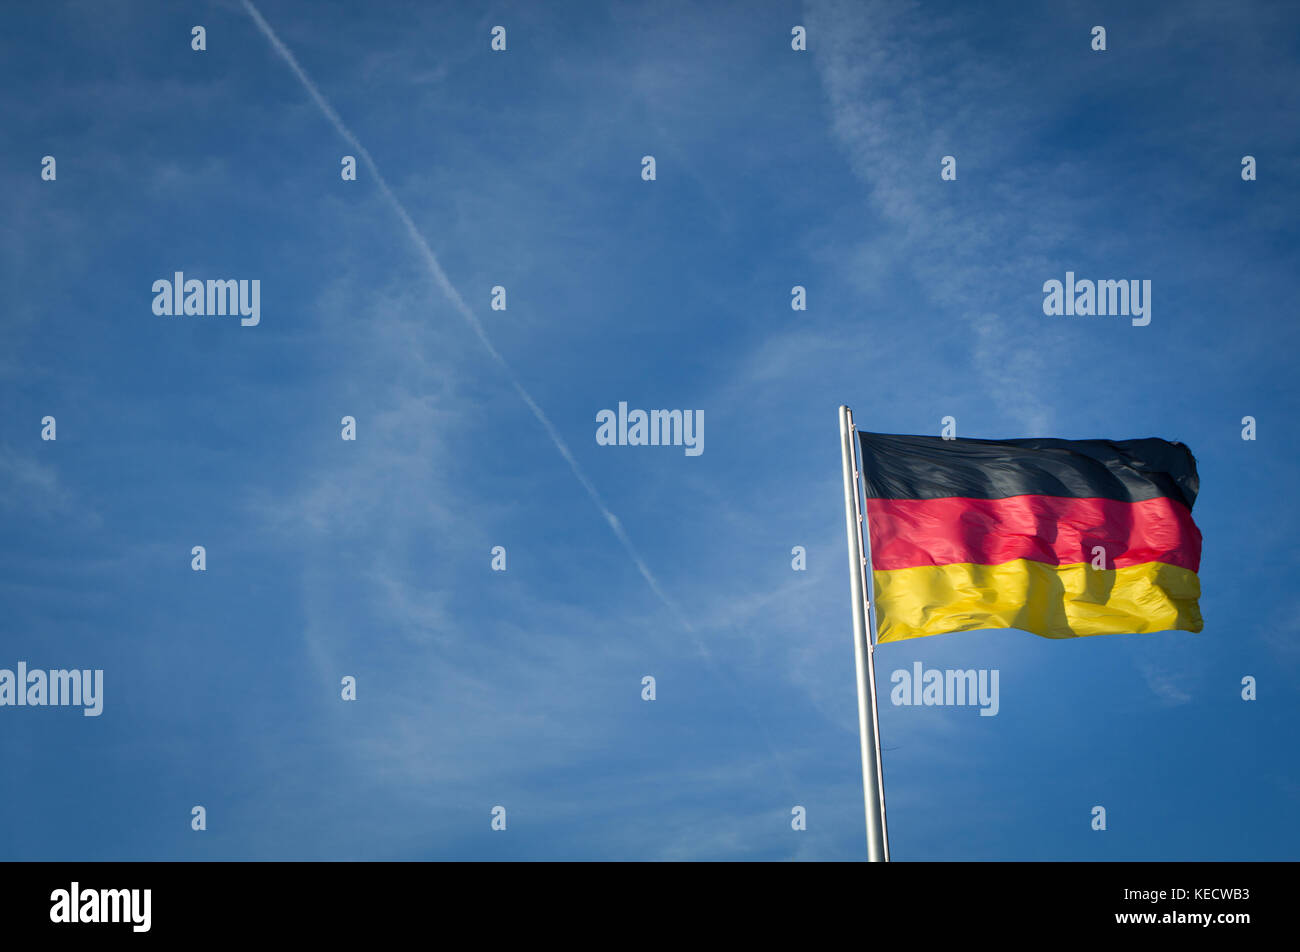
top-left (856, 431), bottom-right (1203, 643)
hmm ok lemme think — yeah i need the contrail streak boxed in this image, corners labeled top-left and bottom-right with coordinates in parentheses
top-left (241, 0), bottom-right (690, 631)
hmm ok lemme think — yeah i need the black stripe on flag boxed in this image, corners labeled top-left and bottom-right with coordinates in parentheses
top-left (856, 432), bottom-right (1199, 509)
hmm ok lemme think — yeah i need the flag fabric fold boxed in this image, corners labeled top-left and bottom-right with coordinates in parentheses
top-left (857, 431), bottom-right (1203, 643)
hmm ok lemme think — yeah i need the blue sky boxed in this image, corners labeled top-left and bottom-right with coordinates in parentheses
top-left (1, 0), bottom-right (1297, 860)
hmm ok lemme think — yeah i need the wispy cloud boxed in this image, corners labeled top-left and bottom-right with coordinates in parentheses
top-left (804, 0), bottom-right (1080, 433)
top-left (0, 448), bottom-right (100, 527)
top-left (240, 0), bottom-right (689, 633)
top-left (1137, 661), bottom-right (1193, 706)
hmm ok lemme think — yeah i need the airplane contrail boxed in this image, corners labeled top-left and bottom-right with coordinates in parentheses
top-left (240, 0), bottom-right (691, 632)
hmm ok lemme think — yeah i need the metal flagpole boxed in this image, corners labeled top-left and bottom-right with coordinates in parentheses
top-left (855, 418), bottom-right (892, 861)
top-left (839, 405), bottom-right (891, 862)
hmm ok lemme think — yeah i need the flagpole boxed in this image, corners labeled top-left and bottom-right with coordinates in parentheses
top-left (855, 420), bottom-right (892, 861)
top-left (839, 405), bottom-right (890, 862)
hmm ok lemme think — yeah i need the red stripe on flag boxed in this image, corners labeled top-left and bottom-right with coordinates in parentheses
top-left (866, 494), bottom-right (1202, 572)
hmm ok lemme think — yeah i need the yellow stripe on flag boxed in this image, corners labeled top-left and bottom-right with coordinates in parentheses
top-left (872, 559), bottom-right (1202, 643)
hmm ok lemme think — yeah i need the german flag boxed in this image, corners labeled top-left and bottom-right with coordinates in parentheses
top-left (857, 432), bottom-right (1203, 643)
